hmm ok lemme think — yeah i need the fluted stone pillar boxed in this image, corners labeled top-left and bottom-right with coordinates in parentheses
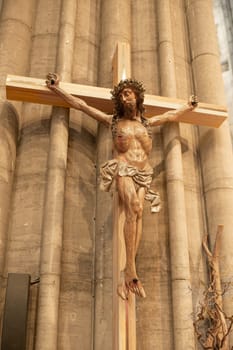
top-left (56, 0), bottom-right (76, 83)
top-left (52, 0), bottom-right (96, 349)
top-left (0, 102), bottom-right (18, 272)
top-left (35, 1), bottom-right (75, 349)
top-left (0, 101), bottom-right (19, 332)
top-left (157, 1), bottom-right (195, 349)
top-left (171, 0), bottom-right (207, 316)
top-left (0, 0), bottom-right (36, 97)
top-left (94, 1), bottom-right (131, 349)
top-left (57, 2), bottom-right (99, 350)
top-left (0, 1), bottom-right (38, 347)
top-left (98, 0), bottom-right (131, 86)
top-left (186, 0), bottom-right (233, 346)
top-left (131, 0), bottom-right (159, 91)
top-left (35, 108), bottom-right (68, 350)
top-left (73, 0), bottom-right (100, 86)
top-left (131, 1), bottom-right (169, 349)
top-left (72, 0), bottom-right (100, 135)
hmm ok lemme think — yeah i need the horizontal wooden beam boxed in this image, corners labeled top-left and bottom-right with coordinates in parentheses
top-left (144, 95), bottom-right (227, 128)
top-left (6, 75), bottom-right (227, 128)
top-left (6, 74), bottom-right (112, 112)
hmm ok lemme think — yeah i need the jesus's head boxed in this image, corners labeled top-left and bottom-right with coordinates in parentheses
top-left (111, 79), bottom-right (145, 117)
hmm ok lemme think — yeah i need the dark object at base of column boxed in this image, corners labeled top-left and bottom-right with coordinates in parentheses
top-left (1, 273), bottom-right (31, 350)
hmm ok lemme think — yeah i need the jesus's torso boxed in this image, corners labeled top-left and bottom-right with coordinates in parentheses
top-left (113, 118), bottom-right (152, 169)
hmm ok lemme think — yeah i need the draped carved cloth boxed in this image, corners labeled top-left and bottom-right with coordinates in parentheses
top-left (100, 159), bottom-right (161, 213)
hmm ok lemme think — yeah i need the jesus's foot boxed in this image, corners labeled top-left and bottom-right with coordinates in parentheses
top-left (117, 271), bottom-right (146, 299)
top-left (124, 270), bottom-right (146, 298)
top-left (117, 278), bottom-right (146, 299)
top-left (126, 278), bottom-right (146, 298)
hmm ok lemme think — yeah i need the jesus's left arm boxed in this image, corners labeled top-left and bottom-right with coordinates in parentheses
top-left (148, 95), bottom-right (198, 127)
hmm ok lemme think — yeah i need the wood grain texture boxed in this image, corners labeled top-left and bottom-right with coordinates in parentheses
top-left (6, 75), bottom-right (227, 128)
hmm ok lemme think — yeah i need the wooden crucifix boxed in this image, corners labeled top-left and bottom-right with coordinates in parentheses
top-left (5, 42), bottom-right (227, 350)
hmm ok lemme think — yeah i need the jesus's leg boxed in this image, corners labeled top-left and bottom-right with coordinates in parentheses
top-left (117, 176), bottom-right (146, 298)
top-left (135, 187), bottom-right (145, 254)
top-left (127, 186), bottom-right (146, 298)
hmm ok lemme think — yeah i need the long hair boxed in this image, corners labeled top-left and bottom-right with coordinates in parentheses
top-left (110, 79), bottom-right (152, 138)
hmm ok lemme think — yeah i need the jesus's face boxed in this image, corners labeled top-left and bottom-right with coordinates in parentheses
top-left (119, 88), bottom-right (137, 115)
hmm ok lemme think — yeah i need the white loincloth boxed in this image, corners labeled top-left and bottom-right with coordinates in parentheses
top-left (100, 159), bottom-right (161, 213)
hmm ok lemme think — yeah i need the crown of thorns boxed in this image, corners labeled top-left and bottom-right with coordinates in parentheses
top-left (111, 78), bottom-right (145, 101)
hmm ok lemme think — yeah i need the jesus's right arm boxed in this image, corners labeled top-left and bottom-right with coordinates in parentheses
top-left (46, 73), bottom-right (112, 127)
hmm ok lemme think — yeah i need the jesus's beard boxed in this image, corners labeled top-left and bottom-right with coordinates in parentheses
top-left (123, 101), bottom-right (137, 117)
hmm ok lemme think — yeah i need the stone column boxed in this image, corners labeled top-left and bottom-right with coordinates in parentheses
top-left (35, 109), bottom-right (69, 350)
top-left (57, 2), bottom-right (99, 350)
top-left (131, 0), bottom-right (159, 90)
top-left (35, 1), bottom-right (75, 349)
top-left (56, 0), bottom-right (76, 83)
top-left (157, 1), bottom-right (195, 349)
top-left (0, 0), bottom-right (36, 344)
top-left (0, 101), bottom-right (19, 331)
top-left (170, 0), bottom-right (207, 319)
top-left (0, 0), bottom-right (36, 97)
top-left (131, 1), bottom-right (168, 349)
top-left (186, 0), bottom-right (233, 345)
top-left (98, 0), bottom-right (131, 86)
top-left (94, 1), bottom-right (131, 349)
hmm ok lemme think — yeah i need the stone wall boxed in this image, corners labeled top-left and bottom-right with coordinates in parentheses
top-left (214, 0), bottom-right (233, 145)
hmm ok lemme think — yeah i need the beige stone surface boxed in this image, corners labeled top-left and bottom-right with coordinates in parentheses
top-left (33, 2), bottom-right (71, 349)
top-left (131, 0), bottom-right (159, 93)
top-left (157, 1), bottom-right (195, 349)
top-left (0, 101), bottom-right (19, 335)
top-left (131, 2), bottom-right (170, 349)
top-left (58, 124), bottom-right (96, 350)
top-left (35, 109), bottom-right (69, 350)
top-left (186, 0), bottom-right (233, 347)
top-left (5, 117), bottom-right (50, 348)
top-left (0, 0), bottom-right (36, 94)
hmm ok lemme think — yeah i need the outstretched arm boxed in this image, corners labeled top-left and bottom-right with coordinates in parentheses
top-left (46, 73), bottom-right (112, 127)
top-left (148, 95), bottom-right (198, 127)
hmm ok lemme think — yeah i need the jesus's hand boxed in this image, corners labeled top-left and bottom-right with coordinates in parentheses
top-left (188, 95), bottom-right (198, 109)
top-left (46, 73), bottom-right (60, 88)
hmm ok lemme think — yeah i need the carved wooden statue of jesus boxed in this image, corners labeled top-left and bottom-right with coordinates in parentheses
top-left (46, 73), bottom-right (197, 299)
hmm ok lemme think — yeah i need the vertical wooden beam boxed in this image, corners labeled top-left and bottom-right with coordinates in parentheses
top-left (112, 197), bottom-right (127, 349)
top-left (94, 2), bottom-right (132, 347)
top-left (112, 42), bottom-right (131, 84)
top-left (112, 41), bottom-right (136, 350)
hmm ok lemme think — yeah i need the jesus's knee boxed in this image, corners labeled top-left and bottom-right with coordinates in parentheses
top-left (134, 200), bottom-right (143, 218)
top-left (126, 198), bottom-right (143, 219)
